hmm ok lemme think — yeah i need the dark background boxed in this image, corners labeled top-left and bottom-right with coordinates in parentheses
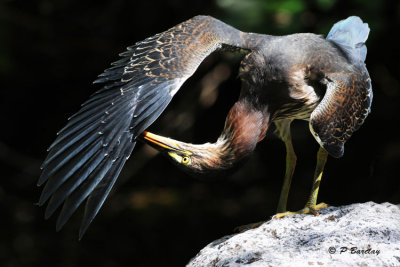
top-left (1, 0), bottom-right (399, 266)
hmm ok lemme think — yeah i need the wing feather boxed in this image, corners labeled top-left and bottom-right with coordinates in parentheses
top-left (44, 149), bottom-right (105, 219)
top-left (79, 136), bottom-right (135, 239)
top-left (38, 15), bottom-right (266, 237)
top-left (55, 157), bottom-right (114, 231)
top-left (39, 140), bottom-right (103, 204)
top-left (310, 67), bottom-right (372, 158)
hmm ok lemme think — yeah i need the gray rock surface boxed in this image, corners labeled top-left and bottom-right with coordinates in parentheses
top-left (187, 202), bottom-right (400, 267)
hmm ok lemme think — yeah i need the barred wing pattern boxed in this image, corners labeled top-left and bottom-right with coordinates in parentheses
top-left (310, 16), bottom-right (372, 158)
top-left (37, 15), bottom-right (262, 238)
top-left (310, 67), bottom-right (372, 158)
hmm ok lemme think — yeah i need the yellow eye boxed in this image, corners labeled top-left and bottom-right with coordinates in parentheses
top-left (167, 152), bottom-right (192, 165)
top-left (181, 156), bottom-right (190, 164)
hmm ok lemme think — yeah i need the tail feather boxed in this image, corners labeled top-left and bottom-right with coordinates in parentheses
top-left (327, 16), bottom-right (370, 62)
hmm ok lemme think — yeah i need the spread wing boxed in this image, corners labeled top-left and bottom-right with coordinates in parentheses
top-left (37, 15), bottom-right (266, 238)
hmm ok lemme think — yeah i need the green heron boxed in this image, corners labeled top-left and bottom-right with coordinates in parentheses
top-left (38, 16), bottom-right (372, 238)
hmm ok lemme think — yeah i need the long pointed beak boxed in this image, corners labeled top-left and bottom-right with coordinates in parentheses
top-left (139, 131), bottom-right (185, 153)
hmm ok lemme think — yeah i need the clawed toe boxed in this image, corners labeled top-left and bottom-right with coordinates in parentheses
top-left (234, 221), bottom-right (265, 232)
top-left (274, 202), bottom-right (328, 219)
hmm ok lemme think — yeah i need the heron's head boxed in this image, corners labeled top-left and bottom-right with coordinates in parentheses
top-left (139, 131), bottom-right (236, 176)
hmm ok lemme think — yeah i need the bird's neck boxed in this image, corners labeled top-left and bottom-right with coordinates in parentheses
top-left (215, 101), bottom-right (270, 166)
top-left (140, 101), bottom-right (270, 175)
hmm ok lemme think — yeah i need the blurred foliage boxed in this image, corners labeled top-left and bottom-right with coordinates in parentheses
top-left (1, 0), bottom-right (400, 266)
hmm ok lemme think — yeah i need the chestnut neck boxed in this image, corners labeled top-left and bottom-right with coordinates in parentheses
top-left (217, 100), bottom-right (270, 164)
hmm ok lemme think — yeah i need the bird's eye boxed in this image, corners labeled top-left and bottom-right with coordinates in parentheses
top-left (181, 156), bottom-right (190, 164)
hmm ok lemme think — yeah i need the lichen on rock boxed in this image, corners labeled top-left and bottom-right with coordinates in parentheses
top-left (187, 202), bottom-right (400, 267)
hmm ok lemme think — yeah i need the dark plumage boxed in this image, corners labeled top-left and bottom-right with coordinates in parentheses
top-left (38, 15), bottom-right (372, 238)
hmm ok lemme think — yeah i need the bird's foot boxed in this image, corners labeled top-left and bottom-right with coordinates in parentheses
top-left (234, 221), bottom-right (266, 232)
top-left (274, 202), bottom-right (328, 219)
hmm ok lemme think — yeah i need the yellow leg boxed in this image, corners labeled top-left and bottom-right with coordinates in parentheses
top-left (276, 137), bottom-right (296, 213)
top-left (275, 120), bottom-right (296, 213)
top-left (235, 120), bottom-right (297, 232)
top-left (275, 146), bottom-right (329, 219)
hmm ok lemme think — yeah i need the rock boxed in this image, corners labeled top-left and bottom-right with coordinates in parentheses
top-left (187, 202), bottom-right (400, 267)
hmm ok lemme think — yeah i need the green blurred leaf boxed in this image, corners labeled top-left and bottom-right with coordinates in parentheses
top-left (277, 0), bottom-right (305, 13)
top-left (260, 0), bottom-right (305, 13)
top-left (316, 0), bottom-right (337, 11)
